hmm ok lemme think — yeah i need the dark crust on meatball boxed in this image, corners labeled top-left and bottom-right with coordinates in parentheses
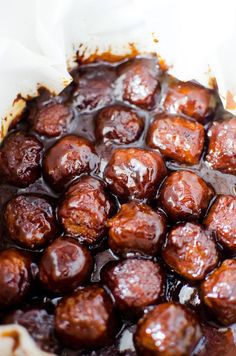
top-left (108, 202), bottom-right (166, 256)
top-left (163, 222), bottom-right (219, 281)
top-left (4, 194), bottom-right (58, 249)
top-left (104, 148), bottom-right (167, 201)
top-left (55, 286), bottom-right (117, 349)
top-left (159, 170), bottom-right (214, 221)
top-left (134, 302), bottom-right (202, 356)
top-left (0, 131), bottom-right (43, 187)
top-left (39, 237), bottom-right (93, 293)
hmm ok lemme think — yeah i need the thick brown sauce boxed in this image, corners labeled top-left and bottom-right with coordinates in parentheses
top-left (0, 56), bottom-right (235, 355)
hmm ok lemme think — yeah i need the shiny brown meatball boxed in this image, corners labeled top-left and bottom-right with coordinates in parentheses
top-left (201, 259), bottom-right (236, 325)
top-left (95, 105), bottom-right (144, 144)
top-left (43, 135), bottom-right (97, 190)
top-left (108, 202), bottom-right (166, 256)
top-left (147, 114), bottom-right (205, 165)
top-left (55, 286), bottom-right (117, 349)
top-left (4, 194), bottom-right (58, 249)
top-left (163, 79), bottom-right (216, 123)
top-left (103, 259), bottom-right (165, 314)
top-left (117, 58), bottom-right (159, 109)
top-left (104, 148), bottom-right (167, 201)
top-left (0, 131), bottom-right (42, 187)
top-left (134, 302), bottom-right (202, 356)
top-left (159, 171), bottom-right (214, 221)
top-left (58, 176), bottom-right (114, 244)
top-left (3, 308), bottom-right (60, 353)
top-left (73, 67), bottom-right (115, 111)
top-left (205, 118), bottom-right (236, 175)
top-left (204, 195), bottom-right (236, 251)
top-left (39, 237), bottom-right (93, 293)
top-left (0, 249), bottom-right (32, 308)
top-left (31, 103), bottom-right (72, 137)
top-left (163, 223), bottom-right (219, 281)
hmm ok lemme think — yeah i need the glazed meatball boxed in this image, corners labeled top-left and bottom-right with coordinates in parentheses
top-left (163, 79), bottom-right (216, 123)
top-left (0, 131), bottom-right (42, 187)
top-left (202, 259), bottom-right (236, 325)
top-left (117, 58), bottom-right (159, 109)
top-left (31, 103), bottom-right (72, 137)
top-left (103, 259), bottom-right (165, 314)
top-left (4, 308), bottom-right (60, 353)
top-left (0, 249), bottom-right (32, 308)
top-left (163, 223), bottom-right (219, 281)
top-left (4, 194), bottom-right (58, 249)
top-left (147, 114), bottom-right (205, 165)
top-left (55, 286), bottom-right (117, 349)
top-left (58, 176), bottom-right (114, 244)
top-left (95, 105), bottom-right (144, 144)
top-left (134, 302), bottom-right (202, 356)
top-left (104, 148), bottom-right (167, 201)
top-left (108, 202), bottom-right (166, 256)
top-left (43, 135), bottom-right (97, 190)
top-left (204, 195), bottom-right (236, 251)
top-left (73, 67), bottom-right (115, 111)
top-left (205, 118), bottom-right (236, 175)
top-left (39, 237), bottom-right (93, 293)
top-left (159, 171), bottom-right (214, 221)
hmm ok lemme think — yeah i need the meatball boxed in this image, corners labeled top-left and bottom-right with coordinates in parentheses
top-left (4, 194), bottom-right (58, 249)
top-left (103, 259), bottom-right (165, 314)
top-left (55, 286), bottom-right (117, 349)
top-left (205, 118), bottom-right (236, 175)
top-left (204, 195), bottom-right (236, 251)
top-left (30, 103), bottom-right (72, 137)
top-left (134, 302), bottom-right (202, 356)
top-left (163, 223), bottom-right (219, 281)
top-left (201, 259), bottom-right (236, 325)
top-left (147, 114), bottom-right (205, 165)
top-left (95, 105), bottom-right (144, 144)
top-left (159, 170), bottom-right (214, 221)
top-left (0, 249), bottom-right (32, 308)
top-left (0, 131), bottom-right (42, 187)
top-left (117, 58), bottom-right (159, 109)
top-left (3, 308), bottom-right (60, 353)
top-left (163, 79), bottom-right (216, 123)
top-left (43, 135), bottom-right (97, 190)
top-left (58, 176), bottom-right (114, 244)
top-left (104, 148), bottom-right (167, 201)
top-left (108, 202), bottom-right (166, 256)
top-left (73, 67), bottom-right (115, 111)
top-left (39, 237), bottom-right (93, 293)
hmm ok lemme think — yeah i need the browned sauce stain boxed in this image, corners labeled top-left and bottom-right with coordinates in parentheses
top-left (1, 330), bottom-right (20, 351)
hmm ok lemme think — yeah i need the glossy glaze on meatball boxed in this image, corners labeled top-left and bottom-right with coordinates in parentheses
top-left (104, 148), bottom-right (167, 201)
top-left (103, 259), bottom-right (165, 314)
top-left (0, 131), bottom-right (42, 187)
top-left (204, 195), bottom-right (236, 251)
top-left (58, 176), bottom-right (114, 244)
top-left (163, 222), bottom-right (219, 281)
top-left (95, 105), bottom-right (144, 144)
top-left (108, 202), bottom-right (166, 256)
top-left (55, 286), bottom-right (117, 349)
top-left (30, 103), bottom-right (72, 137)
top-left (117, 58), bottom-right (159, 109)
top-left (43, 135), bottom-right (97, 190)
top-left (205, 118), bottom-right (236, 175)
top-left (147, 114), bottom-right (205, 165)
top-left (134, 302), bottom-right (202, 356)
top-left (163, 79), bottom-right (217, 122)
top-left (39, 237), bottom-right (93, 294)
top-left (202, 259), bottom-right (236, 325)
top-left (0, 249), bottom-right (32, 308)
top-left (4, 194), bottom-right (58, 249)
top-left (159, 170), bottom-right (214, 221)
